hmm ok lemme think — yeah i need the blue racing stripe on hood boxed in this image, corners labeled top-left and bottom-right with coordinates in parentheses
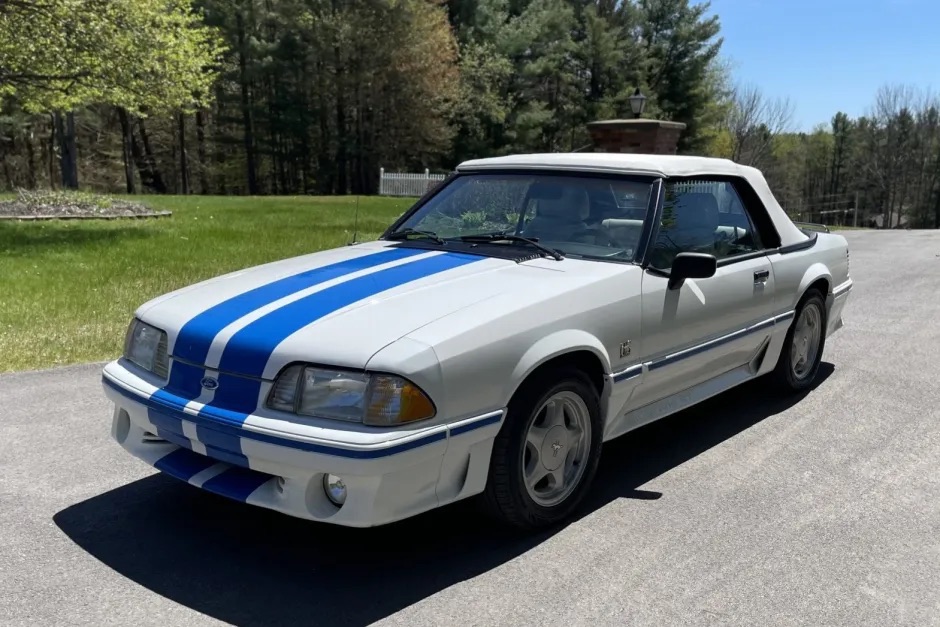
top-left (203, 251), bottom-right (484, 418)
top-left (169, 246), bottom-right (425, 370)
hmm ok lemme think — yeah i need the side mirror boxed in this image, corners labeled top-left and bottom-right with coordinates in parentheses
top-left (668, 252), bottom-right (717, 290)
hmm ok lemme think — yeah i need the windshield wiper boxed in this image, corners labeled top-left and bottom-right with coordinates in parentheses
top-left (386, 228), bottom-right (445, 245)
top-left (457, 233), bottom-right (565, 261)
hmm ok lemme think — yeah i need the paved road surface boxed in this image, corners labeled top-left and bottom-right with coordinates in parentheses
top-left (2, 230), bottom-right (939, 626)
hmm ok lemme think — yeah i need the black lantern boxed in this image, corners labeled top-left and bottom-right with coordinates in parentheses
top-left (629, 87), bottom-right (647, 119)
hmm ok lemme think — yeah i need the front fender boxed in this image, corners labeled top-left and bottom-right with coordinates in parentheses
top-left (506, 329), bottom-right (612, 404)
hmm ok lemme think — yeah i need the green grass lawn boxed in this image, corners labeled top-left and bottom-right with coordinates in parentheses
top-left (0, 195), bottom-right (417, 372)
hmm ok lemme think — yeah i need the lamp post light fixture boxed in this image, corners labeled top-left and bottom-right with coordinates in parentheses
top-left (629, 87), bottom-right (647, 119)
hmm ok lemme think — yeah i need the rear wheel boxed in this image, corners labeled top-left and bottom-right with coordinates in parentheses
top-left (772, 290), bottom-right (827, 392)
top-left (483, 369), bottom-right (603, 530)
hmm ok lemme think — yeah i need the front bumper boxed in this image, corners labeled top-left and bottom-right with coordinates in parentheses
top-left (102, 360), bottom-right (504, 527)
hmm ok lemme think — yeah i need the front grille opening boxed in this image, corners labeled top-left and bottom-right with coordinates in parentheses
top-left (142, 431), bottom-right (166, 443)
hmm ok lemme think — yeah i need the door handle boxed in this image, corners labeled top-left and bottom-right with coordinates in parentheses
top-left (753, 269), bottom-right (770, 284)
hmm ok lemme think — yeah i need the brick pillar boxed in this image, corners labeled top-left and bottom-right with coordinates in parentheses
top-left (586, 119), bottom-right (687, 155)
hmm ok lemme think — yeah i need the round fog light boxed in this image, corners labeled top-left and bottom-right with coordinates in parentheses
top-left (323, 474), bottom-right (347, 506)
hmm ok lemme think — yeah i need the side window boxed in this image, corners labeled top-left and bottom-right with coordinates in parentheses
top-left (650, 180), bottom-right (765, 270)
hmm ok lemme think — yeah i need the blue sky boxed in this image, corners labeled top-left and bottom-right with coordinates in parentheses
top-left (706, 0), bottom-right (940, 131)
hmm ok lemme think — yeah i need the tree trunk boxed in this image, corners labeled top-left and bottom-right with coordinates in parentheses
top-left (24, 126), bottom-right (37, 189)
top-left (55, 111), bottom-right (79, 189)
top-left (934, 187), bottom-right (940, 229)
top-left (196, 109), bottom-right (209, 194)
top-left (334, 68), bottom-right (347, 195)
top-left (236, 10), bottom-right (259, 195)
top-left (213, 84), bottom-right (227, 194)
top-left (47, 114), bottom-right (56, 188)
top-left (117, 108), bottom-right (137, 194)
top-left (1, 158), bottom-right (13, 191)
top-left (266, 76), bottom-right (281, 195)
top-left (316, 58), bottom-right (332, 194)
top-left (65, 112), bottom-right (79, 189)
top-left (178, 112), bottom-right (190, 195)
top-left (0, 135), bottom-right (12, 190)
top-left (296, 59), bottom-right (312, 193)
top-left (886, 179), bottom-right (895, 229)
top-left (333, 0), bottom-right (347, 195)
top-left (353, 82), bottom-right (363, 195)
top-left (136, 118), bottom-right (167, 193)
top-left (129, 134), bottom-right (157, 193)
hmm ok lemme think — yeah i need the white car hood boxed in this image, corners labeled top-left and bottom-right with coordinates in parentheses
top-left (137, 242), bottom-right (622, 384)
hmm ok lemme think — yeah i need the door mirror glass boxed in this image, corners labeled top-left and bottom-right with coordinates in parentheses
top-left (668, 252), bottom-right (717, 289)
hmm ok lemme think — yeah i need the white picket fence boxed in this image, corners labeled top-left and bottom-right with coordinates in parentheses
top-left (379, 168), bottom-right (447, 197)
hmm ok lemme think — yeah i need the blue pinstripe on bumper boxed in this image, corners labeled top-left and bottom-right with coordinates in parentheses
top-left (103, 376), bottom-right (500, 461)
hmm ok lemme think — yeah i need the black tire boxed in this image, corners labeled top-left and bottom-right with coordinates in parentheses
top-left (482, 368), bottom-right (603, 530)
top-left (771, 289), bottom-right (827, 392)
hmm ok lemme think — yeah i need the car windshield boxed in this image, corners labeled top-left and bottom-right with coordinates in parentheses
top-left (386, 173), bottom-right (657, 262)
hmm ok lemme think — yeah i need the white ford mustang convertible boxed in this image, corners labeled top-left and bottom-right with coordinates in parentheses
top-left (102, 153), bottom-right (852, 529)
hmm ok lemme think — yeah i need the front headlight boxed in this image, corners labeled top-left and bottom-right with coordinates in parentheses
top-left (267, 364), bottom-right (435, 426)
top-left (123, 318), bottom-right (169, 379)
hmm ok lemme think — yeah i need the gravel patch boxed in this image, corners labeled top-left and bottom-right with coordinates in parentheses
top-left (0, 189), bottom-right (168, 219)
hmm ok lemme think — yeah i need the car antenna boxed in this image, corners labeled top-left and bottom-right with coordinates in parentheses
top-left (348, 194), bottom-right (360, 246)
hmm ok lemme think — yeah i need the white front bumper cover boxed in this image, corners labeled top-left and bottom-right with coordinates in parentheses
top-left (102, 361), bottom-right (505, 527)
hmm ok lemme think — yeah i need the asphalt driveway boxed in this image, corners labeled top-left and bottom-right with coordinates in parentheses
top-left (1, 230), bottom-right (938, 626)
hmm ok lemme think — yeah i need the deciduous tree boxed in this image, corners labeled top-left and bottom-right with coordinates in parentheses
top-left (0, 0), bottom-right (224, 188)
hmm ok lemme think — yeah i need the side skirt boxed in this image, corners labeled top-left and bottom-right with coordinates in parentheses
top-left (605, 363), bottom-right (758, 441)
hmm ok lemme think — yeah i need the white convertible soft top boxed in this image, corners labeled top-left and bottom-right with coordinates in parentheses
top-left (457, 153), bottom-right (808, 247)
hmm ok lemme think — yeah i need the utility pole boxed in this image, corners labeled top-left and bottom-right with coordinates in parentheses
top-left (853, 191), bottom-right (859, 227)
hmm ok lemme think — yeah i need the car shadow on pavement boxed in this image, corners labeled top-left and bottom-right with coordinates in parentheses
top-left (54, 363), bottom-right (833, 627)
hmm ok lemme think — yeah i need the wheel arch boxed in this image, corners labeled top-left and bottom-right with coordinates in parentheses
top-left (795, 263), bottom-right (832, 309)
top-left (506, 330), bottom-right (611, 414)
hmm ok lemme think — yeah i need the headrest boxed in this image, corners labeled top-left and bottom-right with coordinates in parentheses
top-left (670, 192), bottom-right (719, 231)
top-left (535, 186), bottom-right (589, 221)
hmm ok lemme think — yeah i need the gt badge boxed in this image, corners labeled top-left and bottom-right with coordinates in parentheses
top-left (619, 340), bottom-right (632, 358)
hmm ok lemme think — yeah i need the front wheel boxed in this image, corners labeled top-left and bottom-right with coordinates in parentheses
top-left (771, 290), bottom-right (827, 392)
top-left (483, 369), bottom-right (603, 530)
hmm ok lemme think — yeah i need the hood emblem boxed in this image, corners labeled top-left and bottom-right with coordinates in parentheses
top-left (200, 376), bottom-right (219, 391)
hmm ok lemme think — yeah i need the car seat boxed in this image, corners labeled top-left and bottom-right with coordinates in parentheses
top-left (523, 186), bottom-right (590, 242)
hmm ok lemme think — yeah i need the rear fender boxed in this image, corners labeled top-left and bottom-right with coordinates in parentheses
top-left (794, 262), bottom-right (832, 309)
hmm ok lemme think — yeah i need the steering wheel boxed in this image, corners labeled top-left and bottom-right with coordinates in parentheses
top-left (568, 228), bottom-right (613, 246)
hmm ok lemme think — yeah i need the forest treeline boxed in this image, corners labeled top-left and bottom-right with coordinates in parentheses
top-left (0, 0), bottom-right (938, 227)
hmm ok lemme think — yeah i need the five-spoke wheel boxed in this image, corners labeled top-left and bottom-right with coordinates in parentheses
top-left (791, 302), bottom-right (822, 380)
top-left (773, 289), bottom-right (827, 391)
top-left (522, 391), bottom-right (592, 508)
top-left (483, 368), bottom-right (603, 530)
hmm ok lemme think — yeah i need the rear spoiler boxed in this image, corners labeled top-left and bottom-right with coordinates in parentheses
top-left (792, 221), bottom-right (830, 234)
